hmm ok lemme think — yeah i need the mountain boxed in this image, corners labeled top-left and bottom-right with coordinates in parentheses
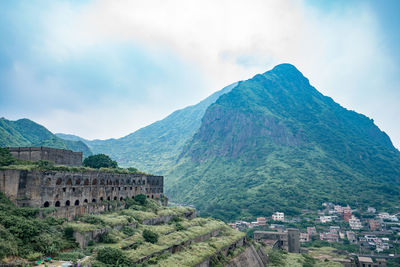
top-left (57, 82), bottom-right (238, 173)
top-left (0, 118), bottom-right (92, 157)
top-left (165, 64), bottom-right (400, 221)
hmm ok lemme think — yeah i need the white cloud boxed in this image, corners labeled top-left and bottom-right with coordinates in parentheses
top-left (17, 0), bottom-right (399, 147)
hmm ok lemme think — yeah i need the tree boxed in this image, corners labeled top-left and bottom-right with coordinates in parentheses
top-left (83, 154), bottom-right (118, 169)
top-left (0, 147), bottom-right (15, 166)
top-left (135, 194), bottom-right (147, 205)
top-left (142, 229), bottom-right (158, 244)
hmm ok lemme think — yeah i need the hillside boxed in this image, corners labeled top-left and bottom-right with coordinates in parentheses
top-left (0, 118), bottom-right (92, 157)
top-left (57, 82), bottom-right (238, 173)
top-left (165, 64), bottom-right (400, 221)
top-left (0, 190), bottom-right (259, 266)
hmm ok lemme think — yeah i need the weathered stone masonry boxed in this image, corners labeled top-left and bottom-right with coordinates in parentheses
top-left (0, 169), bottom-right (163, 209)
top-left (8, 146), bottom-right (82, 166)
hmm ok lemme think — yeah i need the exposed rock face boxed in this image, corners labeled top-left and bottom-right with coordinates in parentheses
top-left (166, 63), bottom-right (400, 220)
top-left (227, 245), bottom-right (268, 267)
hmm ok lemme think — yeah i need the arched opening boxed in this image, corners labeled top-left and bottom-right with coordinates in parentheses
top-left (116, 179), bottom-right (119, 185)
top-left (66, 179), bottom-right (72, 185)
top-left (100, 197), bottom-right (104, 201)
top-left (55, 201), bottom-right (60, 207)
top-left (151, 195), bottom-right (154, 199)
top-left (107, 196), bottom-right (111, 201)
top-left (132, 196), bottom-right (135, 199)
top-left (74, 200), bottom-right (80, 206)
top-left (120, 197), bottom-right (123, 201)
top-left (124, 187), bottom-right (127, 191)
top-left (75, 178), bottom-right (81, 185)
top-left (92, 179), bottom-right (97, 185)
top-left (56, 178), bottom-right (62, 185)
top-left (43, 201), bottom-right (50, 208)
top-left (92, 199), bottom-right (96, 203)
top-left (114, 196), bottom-right (117, 200)
top-left (147, 195), bottom-right (149, 198)
top-left (130, 187), bottom-right (132, 190)
top-left (65, 200), bottom-right (70, 206)
top-left (100, 180), bottom-right (105, 185)
top-left (84, 179), bottom-right (89, 185)
top-left (84, 199), bottom-right (88, 203)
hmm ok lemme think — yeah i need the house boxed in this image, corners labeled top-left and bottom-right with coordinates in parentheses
top-left (330, 226), bottom-right (340, 233)
top-left (346, 231), bottom-right (357, 244)
top-left (257, 217), bottom-right (267, 225)
top-left (319, 216), bottom-right (333, 223)
top-left (349, 216), bottom-right (362, 230)
top-left (307, 226), bottom-right (317, 236)
top-left (320, 232), bottom-right (339, 242)
top-left (367, 207), bottom-right (376, 213)
top-left (300, 232), bottom-right (310, 242)
top-left (344, 210), bottom-right (353, 222)
top-left (272, 212), bottom-right (284, 222)
top-left (369, 220), bottom-right (381, 231)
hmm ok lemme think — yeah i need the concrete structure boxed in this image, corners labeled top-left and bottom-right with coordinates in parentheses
top-left (369, 220), bottom-right (381, 231)
top-left (8, 147), bottom-right (82, 166)
top-left (254, 229), bottom-right (300, 253)
top-left (272, 212), bottom-right (284, 221)
top-left (349, 216), bottom-right (363, 230)
top-left (344, 210), bottom-right (353, 222)
top-left (256, 217), bottom-right (267, 225)
top-left (0, 169), bottom-right (164, 219)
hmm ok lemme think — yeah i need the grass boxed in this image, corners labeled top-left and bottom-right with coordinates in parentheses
top-left (153, 227), bottom-right (245, 266)
top-left (64, 222), bottom-right (103, 233)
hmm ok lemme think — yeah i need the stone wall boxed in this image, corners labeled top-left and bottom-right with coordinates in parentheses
top-left (8, 147), bottom-right (82, 166)
top-left (0, 169), bottom-right (164, 212)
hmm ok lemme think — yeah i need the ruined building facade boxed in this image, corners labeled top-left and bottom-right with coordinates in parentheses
top-left (1, 147), bottom-right (164, 220)
top-left (8, 146), bottom-right (82, 166)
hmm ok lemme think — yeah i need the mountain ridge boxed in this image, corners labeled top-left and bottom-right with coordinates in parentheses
top-left (57, 82), bottom-right (238, 173)
top-left (165, 63), bottom-right (400, 220)
top-left (0, 118), bottom-right (92, 157)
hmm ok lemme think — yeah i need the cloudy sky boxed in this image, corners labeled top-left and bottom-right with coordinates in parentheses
top-left (0, 0), bottom-right (399, 148)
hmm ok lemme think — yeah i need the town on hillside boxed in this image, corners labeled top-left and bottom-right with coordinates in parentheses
top-left (228, 203), bottom-right (400, 266)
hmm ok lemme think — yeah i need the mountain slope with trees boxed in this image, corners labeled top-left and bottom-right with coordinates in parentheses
top-left (165, 64), bottom-right (400, 221)
top-left (57, 82), bottom-right (238, 173)
top-left (0, 118), bottom-right (92, 157)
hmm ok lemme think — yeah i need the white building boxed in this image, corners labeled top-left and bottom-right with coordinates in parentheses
top-left (272, 212), bottom-right (284, 222)
top-left (320, 216), bottom-right (333, 223)
top-left (349, 216), bottom-right (362, 230)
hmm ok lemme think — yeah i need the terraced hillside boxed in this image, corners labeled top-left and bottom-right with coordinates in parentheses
top-left (69, 199), bottom-right (253, 266)
top-left (0, 189), bottom-right (269, 267)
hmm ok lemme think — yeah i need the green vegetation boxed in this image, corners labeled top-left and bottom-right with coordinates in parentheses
top-left (166, 64), bottom-right (400, 221)
top-left (0, 147), bottom-right (14, 166)
top-left (142, 229), bottom-right (159, 244)
top-left (0, 192), bottom-right (76, 262)
top-left (83, 154), bottom-right (118, 169)
top-left (57, 83), bottom-right (238, 172)
top-left (0, 117), bottom-right (92, 157)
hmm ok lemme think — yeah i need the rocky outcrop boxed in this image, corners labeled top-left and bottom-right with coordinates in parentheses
top-left (227, 245), bottom-right (268, 267)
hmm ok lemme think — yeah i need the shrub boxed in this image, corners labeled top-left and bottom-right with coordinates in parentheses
top-left (121, 226), bottom-right (135, 236)
top-left (80, 215), bottom-right (105, 226)
top-left (83, 154), bottom-right (117, 169)
top-left (135, 194), bottom-right (147, 206)
top-left (98, 232), bottom-right (116, 244)
top-left (142, 229), bottom-right (158, 244)
top-left (64, 227), bottom-right (74, 240)
top-left (175, 223), bottom-right (185, 231)
top-left (55, 251), bottom-right (85, 261)
top-left (26, 252), bottom-right (43, 261)
top-left (96, 247), bottom-right (131, 266)
top-left (0, 148), bottom-right (15, 166)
